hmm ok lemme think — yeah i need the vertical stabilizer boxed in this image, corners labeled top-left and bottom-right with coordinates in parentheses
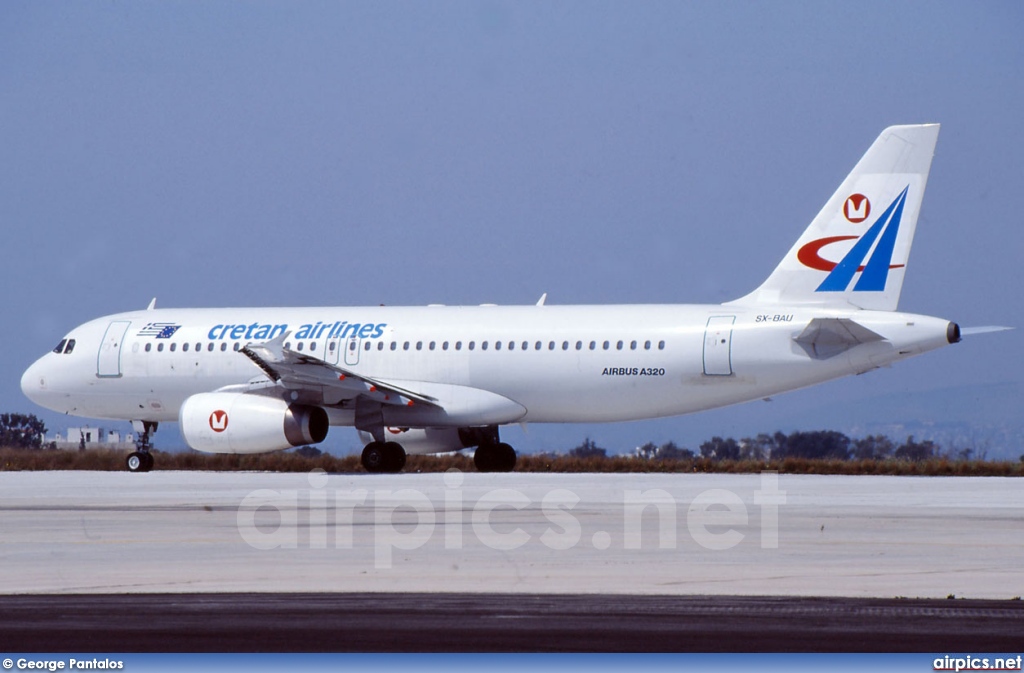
top-left (729, 124), bottom-right (940, 311)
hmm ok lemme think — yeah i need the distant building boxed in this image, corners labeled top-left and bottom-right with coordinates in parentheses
top-left (46, 428), bottom-right (137, 451)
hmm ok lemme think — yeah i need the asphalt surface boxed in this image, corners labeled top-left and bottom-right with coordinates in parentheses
top-left (1, 593), bottom-right (1022, 652)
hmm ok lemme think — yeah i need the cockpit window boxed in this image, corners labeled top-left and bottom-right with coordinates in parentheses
top-left (64, 339), bottom-right (76, 354)
top-left (53, 339), bottom-right (67, 354)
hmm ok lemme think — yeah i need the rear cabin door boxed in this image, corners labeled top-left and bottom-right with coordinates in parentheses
top-left (702, 315), bottom-right (735, 376)
top-left (97, 321), bottom-right (131, 377)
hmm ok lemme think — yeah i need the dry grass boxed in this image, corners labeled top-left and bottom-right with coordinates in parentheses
top-left (1, 446), bottom-right (1021, 476)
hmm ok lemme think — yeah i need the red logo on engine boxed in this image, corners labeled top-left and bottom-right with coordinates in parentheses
top-left (209, 410), bottom-right (228, 432)
top-left (843, 194), bottom-right (870, 223)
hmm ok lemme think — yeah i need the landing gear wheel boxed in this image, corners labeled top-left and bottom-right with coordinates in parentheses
top-left (126, 451), bottom-right (152, 473)
top-left (362, 442), bottom-right (387, 473)
top-left (474, 442), bottom-right (517, 473)
top-left (382, 442), bottom-right (407, 473)
top-left (495, 442), bottom-right (517, 472)
top-left (127, 420), bottom-right (158, 473)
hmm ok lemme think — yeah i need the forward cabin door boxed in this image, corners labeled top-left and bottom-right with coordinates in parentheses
top-left (97, 321), bottom-right (131, 377)
top-left (703, 315), bottom-right (735, 376)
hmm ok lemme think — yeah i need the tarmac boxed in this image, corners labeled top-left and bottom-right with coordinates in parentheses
top-left (0, 470), bottom-right (1020, 597)
top-left (1, 470), bottom-right (1021, 651)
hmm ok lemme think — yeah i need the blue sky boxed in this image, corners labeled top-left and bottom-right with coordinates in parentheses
top-left (2, 1), bottom-right (1021, 456)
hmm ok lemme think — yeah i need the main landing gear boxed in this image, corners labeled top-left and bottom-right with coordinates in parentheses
top-left (473, 442), bottom-right (517, 473)
top-left (358, 439), bottom-right (518, 473)
top-left (126, 421), bottom-right (157, 473)
top-left (361, 441), bottom-right (407, 474)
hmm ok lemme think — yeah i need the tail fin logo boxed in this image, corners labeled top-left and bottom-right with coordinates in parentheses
top-left (843, 194), bottom-right (871, 223)
top-left (799, 186), bottom-right (910, 293)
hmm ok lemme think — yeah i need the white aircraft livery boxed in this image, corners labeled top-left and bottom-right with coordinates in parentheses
top-left (21, 124), bottom-right (992, 473)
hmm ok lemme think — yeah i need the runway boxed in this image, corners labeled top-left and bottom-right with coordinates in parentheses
top-left (0, 471), bottom-right (1020, 598)
top-left (2, 593), bottom-right (1023, 652)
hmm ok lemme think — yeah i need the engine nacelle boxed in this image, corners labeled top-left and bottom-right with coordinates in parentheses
top-left (180, 392), bottom-right (328, 454)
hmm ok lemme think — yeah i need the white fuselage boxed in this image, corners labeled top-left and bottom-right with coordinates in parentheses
top-left (21, 303), bottom-right (954, 431)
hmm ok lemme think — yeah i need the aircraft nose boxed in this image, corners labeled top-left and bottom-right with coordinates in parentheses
top-left (21, 358), bottom-right (49, 406)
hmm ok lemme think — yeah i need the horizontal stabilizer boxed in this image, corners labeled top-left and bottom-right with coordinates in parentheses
top-left (794, 318), bottom-right (885, 359)
top-left (960, 326), bottom-right (1014, 337)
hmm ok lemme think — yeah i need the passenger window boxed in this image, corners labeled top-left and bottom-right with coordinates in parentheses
top-left (416, 341), bottom-right (423, 351)
top-left (310, 342), bottom-right (316, 351)
top-left (53, 339), bottom-right (67, 354)
top-left (644, 340), bottom-right (651, 350)
top-left (390, 342), bottom-right (397, 351)
top-left (170, 343), bottom-right (177, 352)
top-left (658, 340), bottom-right (665, 350)
top-left (64, 339), bottom-right (76, 354)
top-left (482, 341), bottom-right (489, 351)
top-left (443, 341), bottom-right (449, 351)
top-left (429, 341), bottom-right (436, 351)
top-left (208, 343), bottom-right (214, 352)
top-left (329, 342), bottom-right (336, 352)
top-left (403, 342), bottom-right (410, 351)
top-left (630, 340), bottom-right (637, 350)
top-left (377, 342), bottom-right (384, 351)
top-left (589, 341), bottom-right (596, 350)
top-left (616, 340), bottom-right (623, 350)
top-left (285, 342), bottom-right (291, 349)
top-left (562, 341), bottom-right (569, 350)
top-left (233, 343), bottom-right (240, 351)
top-left (535, 341), bottom-right (542, 350)
top-left (576, 341), bottom-right (583, 350)
top-left (195, 343), bottom-right (200, 352)
top-left (183, 343), bottom-right (190, 352)
top-left (495, 341), bottom-right (501, 351)
top-left (145, 343), bottom-right (152, 353)
top-left (521, 341), bottom-right (528, 351)
top-left (468, 341), bottom-right (475, 351)
top-left (455, 341), bottom-right (462, 351)
top-left (296, 342), bottom-right (304, 351)
top-left (364, 342), bottom-right (371, 351)
top-left (508, 341), bottom-right (514, 351)
top-left (548, 341), bottom-right (555, 350)
top-left (221, 343), bottom-right (227, 352)
top-left (157, 343), bottom-right (164, 352)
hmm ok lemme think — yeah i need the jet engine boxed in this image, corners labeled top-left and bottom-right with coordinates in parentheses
top-left (179, 392), bottom-right (328, 454)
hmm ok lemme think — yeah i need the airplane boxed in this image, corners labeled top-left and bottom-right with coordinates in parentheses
top-left (20, 123), bottom-right (1000, 473)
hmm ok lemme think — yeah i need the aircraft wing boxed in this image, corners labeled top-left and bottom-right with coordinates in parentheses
top-left (240, 333), bottom-right (438, 408)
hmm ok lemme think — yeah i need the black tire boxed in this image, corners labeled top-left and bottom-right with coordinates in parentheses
top-left (126, 452), bottom-right (145, 473)
top-left (141, 452), bottom-right (154, 472)
top-left (361, 442), bottom-right (387, 473)
top-left (496, 442), bottom-right (517, 472)
top-left (383, 442), bottom-right (407, 473)
top-left (474, 444), bottom-right (495, 472)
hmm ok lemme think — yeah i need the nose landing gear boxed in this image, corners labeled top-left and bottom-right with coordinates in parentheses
top-left (126, 421), bottom-right (158, 473)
